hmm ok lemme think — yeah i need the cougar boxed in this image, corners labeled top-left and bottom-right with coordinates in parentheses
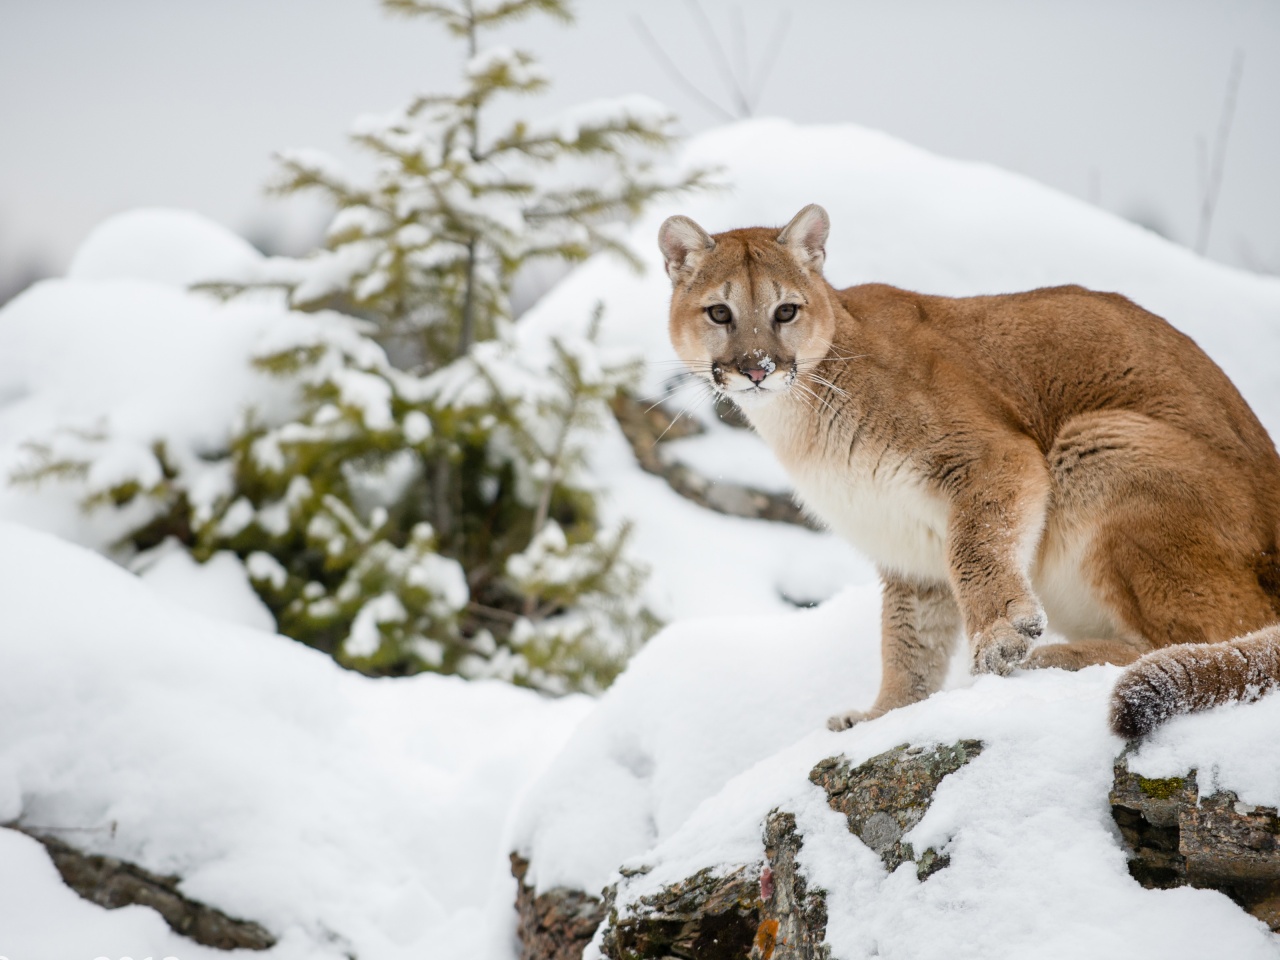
top-left (659, 204), bottom-right (1280, 738)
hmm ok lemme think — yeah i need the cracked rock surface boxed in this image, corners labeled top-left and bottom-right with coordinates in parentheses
top-left (1111, 752), bottom-right (1280, 931)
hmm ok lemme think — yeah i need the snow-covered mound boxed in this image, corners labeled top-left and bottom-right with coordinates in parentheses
top-left (513, 593), bottom-right (1280, 959)
top-left (68, 207), bottom-right (264, 287)
top-left (0, 521), bottom-right (589, 959)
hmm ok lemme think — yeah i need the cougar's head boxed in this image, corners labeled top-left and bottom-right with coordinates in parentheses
top-left (658, 204), bottom-right (835, 402)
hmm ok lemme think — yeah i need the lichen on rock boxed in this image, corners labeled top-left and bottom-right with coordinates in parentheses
top-left (757, 811), bottom-right (830, 960)
top-left (1111, 751), bottom-right (1280, 931)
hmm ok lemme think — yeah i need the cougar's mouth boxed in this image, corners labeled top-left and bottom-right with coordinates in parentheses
top-left (710, 357), bottom-right (798, 395)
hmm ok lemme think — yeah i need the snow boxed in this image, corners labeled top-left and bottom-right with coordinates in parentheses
top-left (1126, 692), bottom-right (1280, 809)
top-left (0, 267), bottom-right (302, 551)
top-left (534, 94), bottom-right (673, 144)
top-left (67, 207), bottom-right (263, 287)
top-left (134, 540), bottom-right (277, 633)
top-left (347, 592), bottom-right (409, 657)
top-left (0, 522), bottom-right (589, 960)
top-left (661, 416), bottom-right (795, 493)
top-left (3, 116), bottom-right (1280, 957)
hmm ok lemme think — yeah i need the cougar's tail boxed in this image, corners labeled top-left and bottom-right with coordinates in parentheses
top-left (1109, 625), bottom-right (1280, 738)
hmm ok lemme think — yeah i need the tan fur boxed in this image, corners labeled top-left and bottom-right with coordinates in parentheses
top-left (658, 205), bottom-right (1280, 737)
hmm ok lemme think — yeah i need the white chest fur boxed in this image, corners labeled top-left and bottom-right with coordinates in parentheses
top-left (790, 454), bottom-right (952, 581)
top-left (745, 400), bottom-right (952, 581)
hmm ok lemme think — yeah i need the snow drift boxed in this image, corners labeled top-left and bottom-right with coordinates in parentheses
top-left (0, 521), bottom-right (589, 959)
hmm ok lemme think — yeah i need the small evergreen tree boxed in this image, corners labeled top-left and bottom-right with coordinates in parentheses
top-left (16, 0), bottom-right (702, 693)
top-left (211, 0), bottom-right (705, 367)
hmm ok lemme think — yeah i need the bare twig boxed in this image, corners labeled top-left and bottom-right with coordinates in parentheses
top-left (632, 16), bottom-right (737, 123)
top-left (746, 8), bottom-right (790, 106)
top-left (633, 3), bottom-right (790, 122)
top-left (685, 0), bottom-right (751, 117)
top-left (1195, 49), bottom-right (1245, 256)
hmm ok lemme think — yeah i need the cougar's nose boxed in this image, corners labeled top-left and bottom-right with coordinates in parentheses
top-left (740, 366), bottom-right (768, 385)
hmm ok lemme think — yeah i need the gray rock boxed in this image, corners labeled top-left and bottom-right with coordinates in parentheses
top-left (1111, 752), bottom-right (1280, 930)
top-left (596, 862), bottom-right (762, 959)
top-left (809, 740), bottom-right (984, 879)
top-left (758, 811), bottom-right (830, 960)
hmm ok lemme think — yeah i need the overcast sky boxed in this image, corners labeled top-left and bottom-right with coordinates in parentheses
top-left (2, 0), bottom-right (1277, 285)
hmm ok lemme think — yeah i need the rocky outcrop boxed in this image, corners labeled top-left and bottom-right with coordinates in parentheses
top-left (511, 853), bottom-right (608, 960)
top-left (518, 738), bottom-right (1280, 960)
top-left (611, 392), bottom-right (817, 530)
top-left (8, 824), bottom-right (275, 950)
top-left (1110, 753), bottom-right (1280, 930)
top-left (591, 740), bottom-right (982, 959)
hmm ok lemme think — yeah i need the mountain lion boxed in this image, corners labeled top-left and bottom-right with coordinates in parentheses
top-left (658, 204), bottom-right (1280, 738)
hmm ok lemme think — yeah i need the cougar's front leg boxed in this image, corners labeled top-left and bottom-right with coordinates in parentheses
top-left (828, 574), bottom-right (961, 730)
top-left (945, 443), bottom-right (1051, 676)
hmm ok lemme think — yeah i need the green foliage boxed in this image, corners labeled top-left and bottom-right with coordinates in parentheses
top-left (16, 0), bottom-right (702, 694)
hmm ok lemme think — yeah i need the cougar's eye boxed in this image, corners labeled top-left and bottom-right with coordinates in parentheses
top-left (707, 304), bottom-right (732, 324)
top-left (774, 304), bottom-right (798, 323)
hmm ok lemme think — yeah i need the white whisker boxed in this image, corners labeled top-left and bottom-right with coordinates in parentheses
top-left (807, 373), bottom-right (849, 400)
top-left (794, 381), bottom-right (836, 417)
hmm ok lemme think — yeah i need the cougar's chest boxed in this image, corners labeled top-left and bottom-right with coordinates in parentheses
top-left (795, 454), bottom-right (951, 580)
top-left (748, 405), bottom-right (952, 580)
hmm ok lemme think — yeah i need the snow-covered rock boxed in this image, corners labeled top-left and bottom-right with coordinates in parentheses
top-left (512, 590), bottom-right (1280, 959)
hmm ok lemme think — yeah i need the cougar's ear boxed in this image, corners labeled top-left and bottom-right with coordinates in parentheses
top-left (777, 203), bottom-right (829, 272)
top-left (658, 215), bottom-right (715, 283)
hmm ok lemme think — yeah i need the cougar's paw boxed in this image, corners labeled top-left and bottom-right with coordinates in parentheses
top-left (972, 616), bottom-right (1039, 676)
top-left (1007, 600), bottom-right (1047, 642)
top-left (827, 708), bottom-right (869, 732)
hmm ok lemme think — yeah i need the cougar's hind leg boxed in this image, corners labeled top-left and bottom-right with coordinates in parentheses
top-left (1035, 410), bottom-right (1278, 668)
top-left (828, 574), bottom-right (961, 731)
top-left (1023, 636), bottom-right (1150, 670)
